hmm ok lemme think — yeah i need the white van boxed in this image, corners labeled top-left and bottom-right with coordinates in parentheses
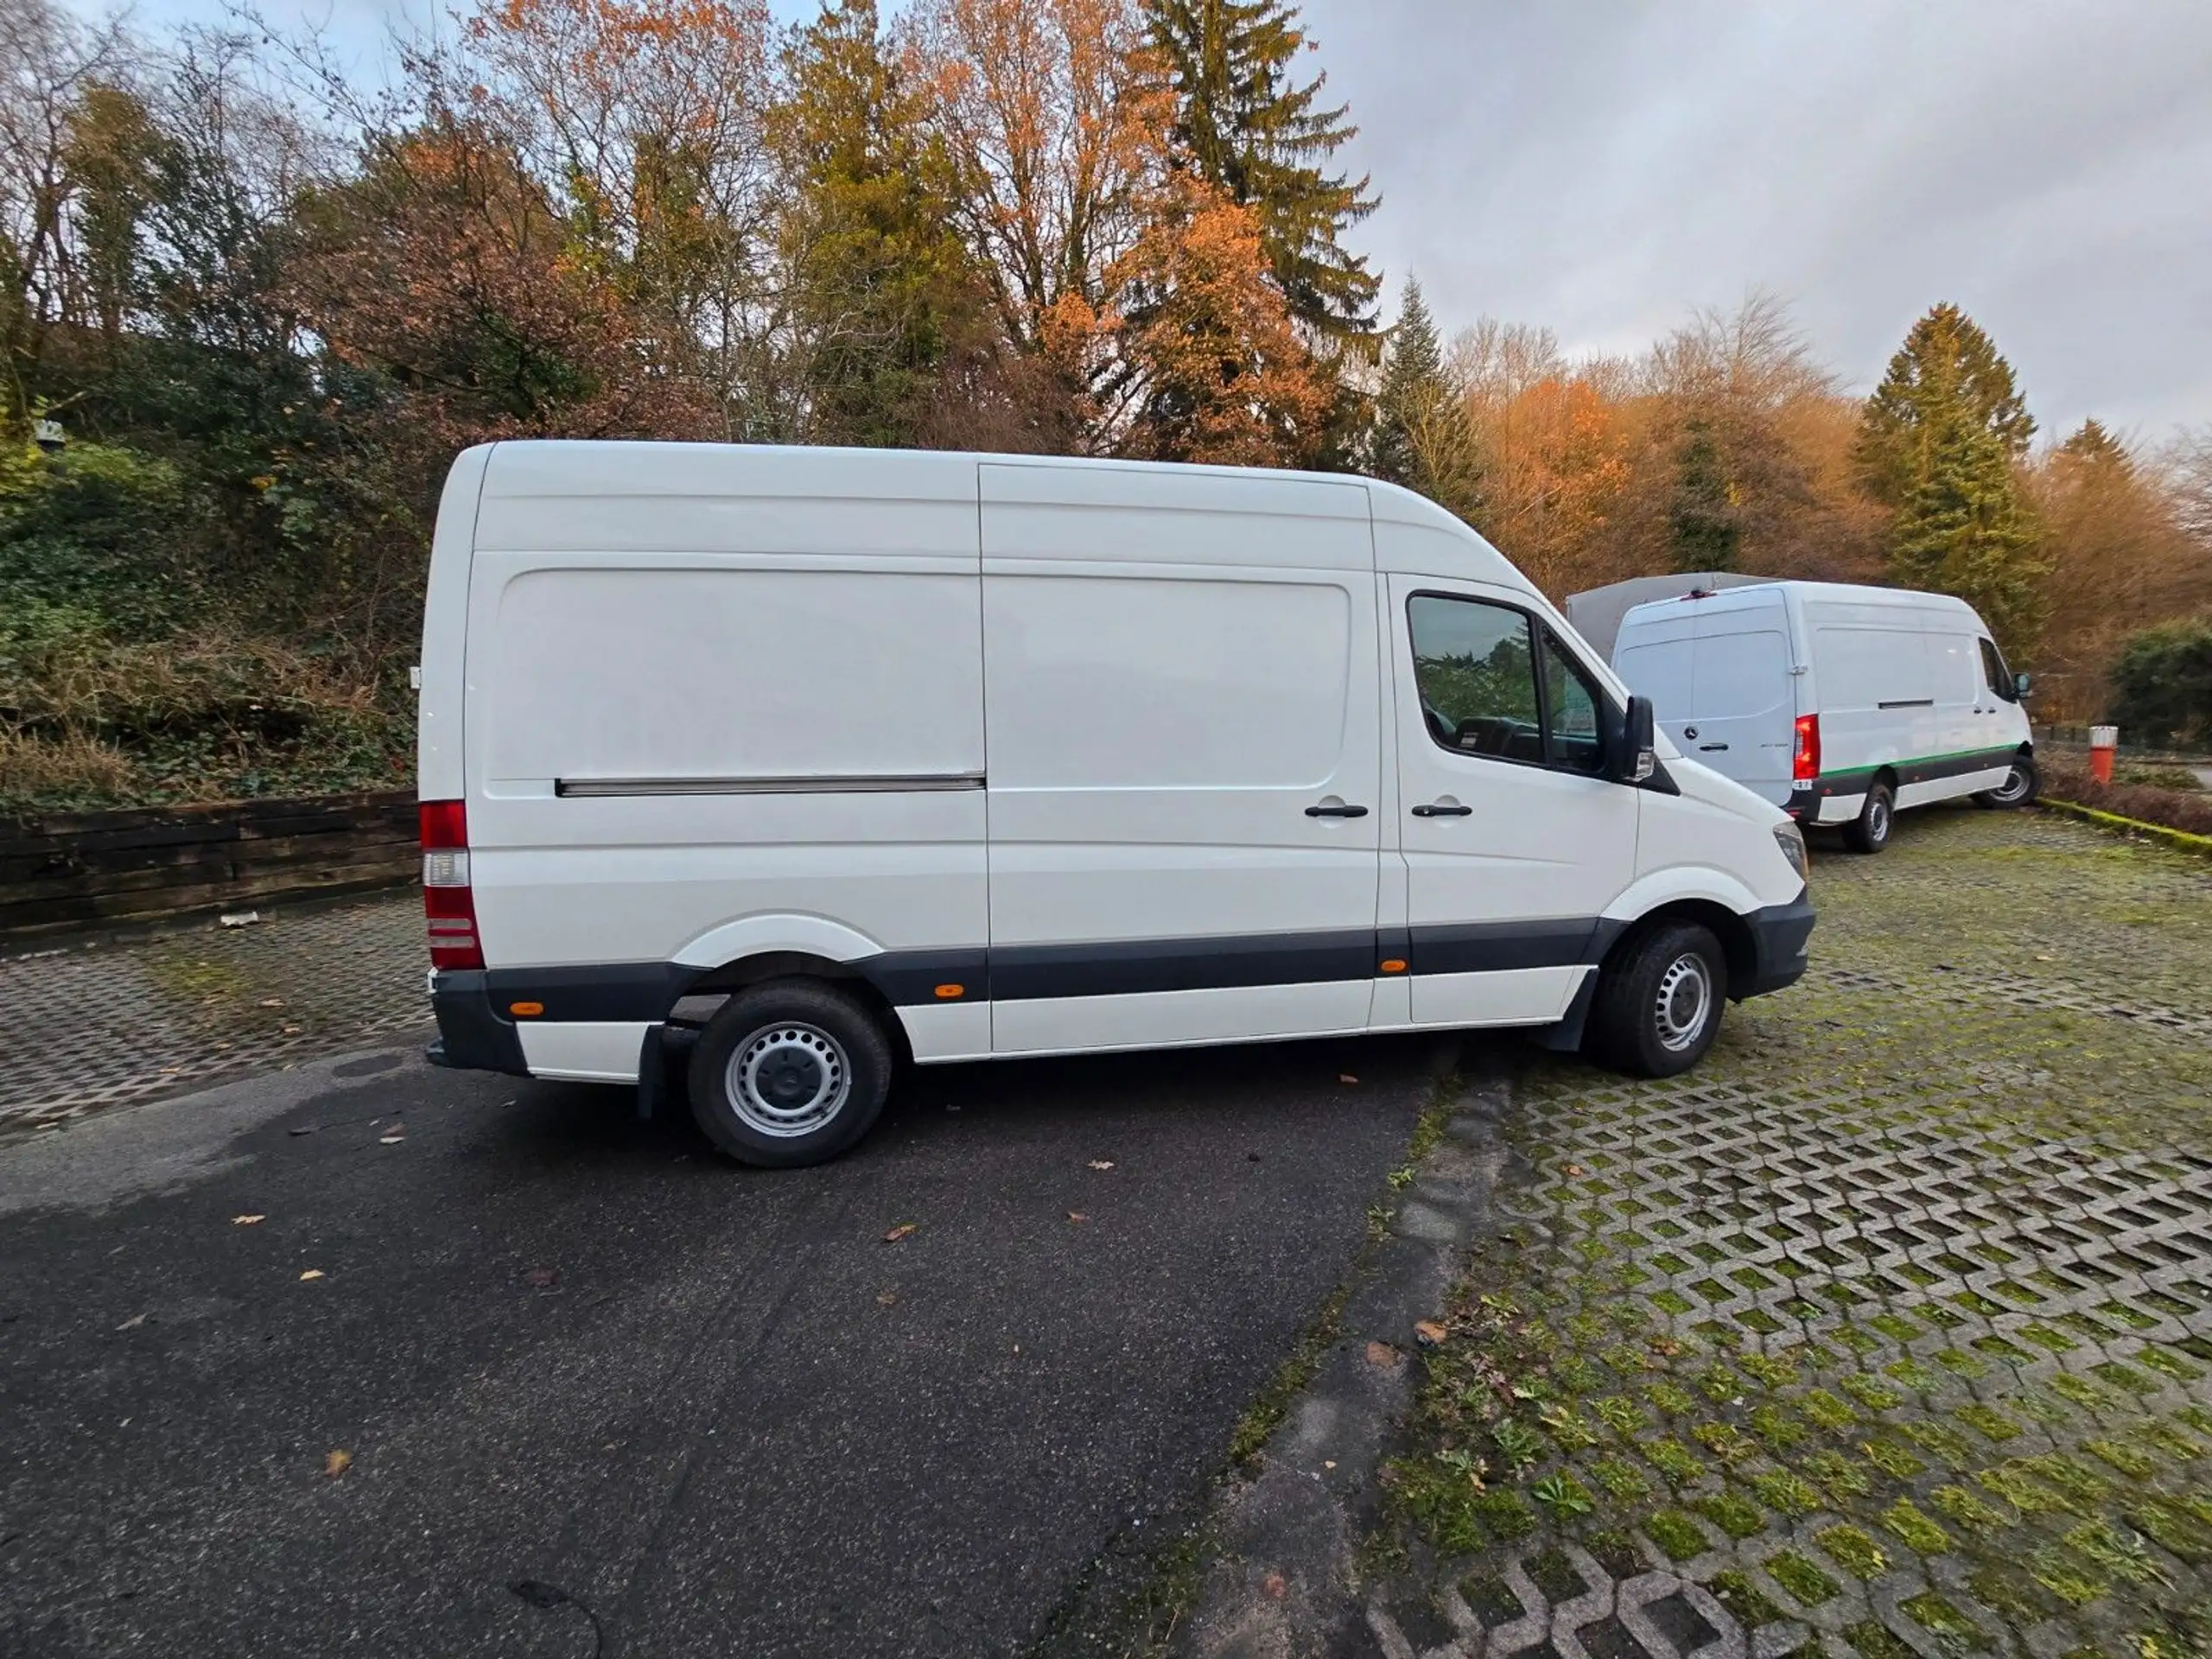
top-left (417, 443), bottom-right (1814, 1166)
top-left (1609, 581), bottom-right (2037, 855)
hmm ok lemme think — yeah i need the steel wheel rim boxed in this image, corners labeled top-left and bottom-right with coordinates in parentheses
top-left (1653, 953), bottom-right (1713, 1053)
top-left (1868, 795), bottom-right (1891, 841)
top-left (1990, 766), bottom-right (2030, 804)
top-left (727, 1023), bottom-right (850, 1138)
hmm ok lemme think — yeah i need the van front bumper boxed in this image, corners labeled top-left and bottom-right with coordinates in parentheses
top-left (425, 969), bottom-right (531, 1077)
top-left (1741, 888), bottom-right (1815, 998)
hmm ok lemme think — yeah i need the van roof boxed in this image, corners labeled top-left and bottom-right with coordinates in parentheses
top-left (464, 439), bottom-right (1523, 584)
top-left (1618, 578), bottom-right (1983, 629)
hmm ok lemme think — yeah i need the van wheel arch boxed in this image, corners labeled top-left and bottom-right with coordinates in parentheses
top-left (1602, 901), bottom-right (1755, 1004)
top-left (679, 952), bottom-right (912, 1069)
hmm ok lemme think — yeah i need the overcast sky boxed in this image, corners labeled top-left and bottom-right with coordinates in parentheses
top-left (92, 0), bottom-right (2212, 444)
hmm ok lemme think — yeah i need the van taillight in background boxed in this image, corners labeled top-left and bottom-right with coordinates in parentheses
top-left (1792, 715), bottom-right (1821, 782)
top-left (420, 800), bottom-right (483, 970)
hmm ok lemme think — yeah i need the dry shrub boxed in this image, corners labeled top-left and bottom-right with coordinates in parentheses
top-left (2043, 753), bottom-right (2212, 839)
top-left (0, 729), bottom-right (138, 808)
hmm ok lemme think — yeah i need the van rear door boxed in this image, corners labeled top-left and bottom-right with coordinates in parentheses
top-left (1686, 596), bottom-right (1796, 807)
top-left (979, 464), bottom-right (1383, 1055)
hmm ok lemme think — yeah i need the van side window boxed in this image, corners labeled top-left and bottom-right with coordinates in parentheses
top-left (1406, 595), bottom-right (1608, 774)
top-left (1978, 638), bottom-right (2018, 702)
top-left (1541, 628), bottom-right (1607, 774)
top-left (1408, 595), bottom-right (1544, 763)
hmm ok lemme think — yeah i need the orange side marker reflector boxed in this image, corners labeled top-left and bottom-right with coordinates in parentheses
top-left (934, 984), bottom-right (965, 1000)
top-left (508, 1001), bottom-right (544, 1017)
top-left (1379, 959), bottom-right (1408, 975)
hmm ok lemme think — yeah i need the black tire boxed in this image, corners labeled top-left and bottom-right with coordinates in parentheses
top-left (1974, 758), bottom-right (2038, 810)
top-left (1843, 779), bottom-right (1894, 854)
top-left (687, 979), bottom-right (894, 1168)
top-left (1584, 922), bottom-right (1728, 1079)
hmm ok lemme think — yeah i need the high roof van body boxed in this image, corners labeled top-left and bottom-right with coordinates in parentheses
top-left (418, 443), bottom-right (1814, 1165)
top-left (1609, 581), bottom-right (2037, 855)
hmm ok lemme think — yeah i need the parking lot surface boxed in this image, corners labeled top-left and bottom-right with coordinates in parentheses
top-left (1372, 809), bottom-right (2212, 1658)
top-left (0, 1023), bottom-right (1441, 1657)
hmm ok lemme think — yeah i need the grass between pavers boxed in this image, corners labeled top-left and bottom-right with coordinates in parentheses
top-left (1370, 809), bottom-right (2212, 1656)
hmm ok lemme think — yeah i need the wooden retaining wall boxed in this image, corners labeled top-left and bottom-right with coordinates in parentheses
top-left (0, 791), bottom-right (417, 942)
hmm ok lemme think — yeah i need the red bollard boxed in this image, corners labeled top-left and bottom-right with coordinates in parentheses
top-left (2089, 724), bottom-right (2117, 785)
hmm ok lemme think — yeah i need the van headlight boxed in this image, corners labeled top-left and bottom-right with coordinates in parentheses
top-left (1773, 820), bottom-right (1808, 880)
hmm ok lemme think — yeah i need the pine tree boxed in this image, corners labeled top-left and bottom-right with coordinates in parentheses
top-left (1854, 301), bottom-right (2034, 506)
top-left (1146, 0), bottom-right (1379, 341)
top-left (1367, 276), bottom-right (1442, 489)
top-left (1857, 303), bottom-right (2048, 657)
top-left (1889, 403), bottom-right (2049, 658)
top-left (1668, 415), bottom-right (1741, 573)
top-left (771, 0), bottom-right (980, 447)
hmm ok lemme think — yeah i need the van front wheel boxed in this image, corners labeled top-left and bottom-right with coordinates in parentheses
top-left (1974, 759), bottom-right (2037, 809)
top-left (1585, 923), bottom-right (1727, 1078)
top-left (688, 980), bottom-right (893, 1167)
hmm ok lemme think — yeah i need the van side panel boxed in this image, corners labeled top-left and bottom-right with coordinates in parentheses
top-left (461, 447), bottom-right (988, 1080)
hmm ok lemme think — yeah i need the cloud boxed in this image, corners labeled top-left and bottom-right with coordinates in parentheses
top-left (1305, 0), bottom-right (2212, 441)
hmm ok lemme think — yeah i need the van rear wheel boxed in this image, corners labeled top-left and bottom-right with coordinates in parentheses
top-left (1584, 922), bottom-right (1726, 1078)
top-left (1844, 780), bottom-right (1894, 854)
top-left (688, 980), bottom-right (893, 1168)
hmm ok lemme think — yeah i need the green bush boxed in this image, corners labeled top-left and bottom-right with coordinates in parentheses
top-left (2108, 619), bottom-right (2212, 748)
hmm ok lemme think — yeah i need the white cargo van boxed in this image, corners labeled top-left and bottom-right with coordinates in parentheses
top-left (418, 442), bottom-right (1814, 1166)
top-left (1609, 581), bottom-right (2037, 855)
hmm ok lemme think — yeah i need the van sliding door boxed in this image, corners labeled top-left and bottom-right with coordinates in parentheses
top-left (979, 464), bottom-right (1383, 1056)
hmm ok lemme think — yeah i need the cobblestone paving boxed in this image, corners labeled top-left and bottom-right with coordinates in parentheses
top-left (1370, 810), bottom-right (2212, 1659)
top-left (0, 890), bottom-right (429, 1136)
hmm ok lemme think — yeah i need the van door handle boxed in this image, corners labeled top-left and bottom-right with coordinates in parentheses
top-left (1698, 742), bottom-right (1730, 752)
top-left (1305, 802), bottom-right (1370, 818)
top-left (1411, 802), bottom-right (1472, 817)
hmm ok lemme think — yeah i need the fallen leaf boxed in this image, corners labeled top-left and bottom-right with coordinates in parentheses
top-left (116, 1312), bottom-right (148, 1332)
top-left (324, 1449), bottom-right (352, 1478)
top-left (1563, 1163), bottom-right (1586, 1177)
top-left (232, 1214), bottom-right (265, 1226)
top-left (876, 1291), bottom-right (899, 1306)
top-left (1323, 1459), bottom-right (1337, 1470)
top-left (1263, 1572), bottom-right (1287, 1599)
top-left (378, 1132), bottom-right (404, 1145)
top-left (287, 1126), bottom-right (315, 1137)
top-left (1414, 1319), bottom-right (1447, 1348)
top-left (1365, 1340), bottom-right (1402, 1369)
top-left (1338, 1074), bottom-right (1358, 1084)
top-left (883, 1224), bottom-right (917, 1243)
top-left (1086, 1160), bottom-right (1115, 1171)
top-left (1067, 1211), bottom-right (1089, 1224)
top-left (299, 1269), bottom-right (325, 1281)
top-left (524, 1267), bottom-right (558, 1288)
top-left (283, 1026), bottom-right (302, 1035)
top-left (258, 997), bottom-right (286, 1008)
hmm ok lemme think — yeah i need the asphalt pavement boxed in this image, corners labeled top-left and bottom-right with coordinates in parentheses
top-left (0, 1031), bottom-right (1443, 1657)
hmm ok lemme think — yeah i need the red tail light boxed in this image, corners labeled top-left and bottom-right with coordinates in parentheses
top-left (420, 799), bottom-right (483, 971)
top-left (1792, 715), bottom-right (1821, 782)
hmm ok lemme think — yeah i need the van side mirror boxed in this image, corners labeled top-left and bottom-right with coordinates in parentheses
top-left (2013, 671), bottom-right (2032, 698)
top-left (1615, 696), bottom-right (1657, 785)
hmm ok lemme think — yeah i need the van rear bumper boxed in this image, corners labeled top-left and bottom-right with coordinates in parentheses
top-left (1740, 888), bottom-right (1815, 999)
top-left (425, 969), bottom-right (531, 1077)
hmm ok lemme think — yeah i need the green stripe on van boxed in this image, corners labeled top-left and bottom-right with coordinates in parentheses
top-left (1818, 746), bottom-right (2019, 785)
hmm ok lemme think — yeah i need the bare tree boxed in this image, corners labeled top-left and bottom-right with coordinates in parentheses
top-left (0, 0), bottom-right (137, 416)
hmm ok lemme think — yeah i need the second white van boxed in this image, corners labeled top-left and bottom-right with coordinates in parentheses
top-left (418, 442), bottom-right (1815, 1166)
top-left (1609, 580), bottom-right (2037, 854)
